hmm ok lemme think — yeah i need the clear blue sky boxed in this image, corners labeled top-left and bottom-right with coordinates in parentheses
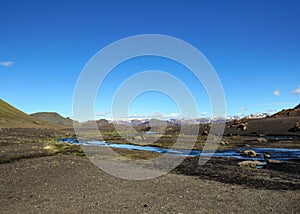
top-left (1, 0), bottom-right (299, 120)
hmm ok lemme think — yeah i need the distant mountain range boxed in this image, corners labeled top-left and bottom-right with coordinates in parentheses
top-left (0, 99), bottom-right (299, 133)
top-left (112, 113), bottom-right (271, 126)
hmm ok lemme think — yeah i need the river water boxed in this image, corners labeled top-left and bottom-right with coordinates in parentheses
top-left (59, 138), bottom-right (300, 163)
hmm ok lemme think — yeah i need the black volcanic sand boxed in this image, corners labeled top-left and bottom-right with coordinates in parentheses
top-left (0, 128), bottom-right (76, 164)
top-left (224, 116), bottom-right (300, 136)
top-left (0, 128), bottom-right (300, 213)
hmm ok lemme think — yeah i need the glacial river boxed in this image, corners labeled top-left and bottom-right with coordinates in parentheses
top-left (59, 138), bottom-right (300, 162)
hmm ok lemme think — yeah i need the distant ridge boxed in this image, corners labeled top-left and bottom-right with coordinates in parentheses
top-left (0, 99), bottom-right (68, 128)
top-left (31, 112), bottom-right (73, 127)
top-left (0, 99), bottom-right (45, 128)
top-left (271, 103), bottom-right (300, 118)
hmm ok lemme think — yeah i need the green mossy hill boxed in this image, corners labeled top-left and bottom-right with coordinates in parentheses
top-left (0, 99), bottom-right (45, 128)
top-left (0, 99), bottom-right (66, 128)
top-left (31, 112), bottom-right (73, 127)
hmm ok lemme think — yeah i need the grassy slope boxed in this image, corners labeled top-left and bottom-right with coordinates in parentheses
top-left (30, 112), bottom-right (73, 127)
top-left (0, 99), bottom-right (64, 128)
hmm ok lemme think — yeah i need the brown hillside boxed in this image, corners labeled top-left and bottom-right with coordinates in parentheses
top-left (271, 103), bottom-right (300, 118)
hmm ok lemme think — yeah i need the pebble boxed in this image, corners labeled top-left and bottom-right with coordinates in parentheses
top-left (267, 159), bottom-right (281, 164)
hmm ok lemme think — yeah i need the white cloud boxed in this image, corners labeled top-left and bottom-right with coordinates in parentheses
top-left (274, 89), bottom-right (280, 96)
top-left (266, 109), bottom-right (277, 113)
top-left (0, 61), bottom-right (14, 67)
top-left (166, 112), bottom-right (180, 119)
top-left (292, 86), bottom-right (300, 95)
top-left (127, 114), bottom-right (148, 119)
top-left (239, 107), bottom-right (247, 111)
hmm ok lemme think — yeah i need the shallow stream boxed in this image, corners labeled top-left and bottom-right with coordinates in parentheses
top-left (59, 138), bottom-right (300, 163)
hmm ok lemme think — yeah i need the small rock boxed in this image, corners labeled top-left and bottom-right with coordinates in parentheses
top-left (220, 140), bottom-right (229, 145)
top-left (296, 121), bottom-right (300, 129)
top-left (133, 135), bottom-right (144, 140)
top-left (236, 123), bottom-right (247, 131)
top-left (257, 137), bottom-right (268, 143)
top-left (267, 159), bottom-right (281, 164)
top-left (238, 161), bottom-right (264, 168)
top-left (202, 130), bottom-right (209, 136)
top-left (289, 121), bottom-right (300, 132)
top-left (242, 149), bottom-right (257, 157)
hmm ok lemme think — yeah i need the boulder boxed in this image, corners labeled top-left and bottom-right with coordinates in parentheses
top-left (236, 123), bottom-right (247, 131)
top-left (294, 121), bottom-right (300, 131)
top-left (267, 159), bottom-right (281, 164)
top-left (220, 140), bottom-right (229, 145)
top-left (288, 121), bottom-right (300, 132)
top-left (238, 161), bottom-right (264, 168)
top-left (241, 149), bottom-right (257, 157)
top-left (257, 137), bottom-right (268, 143)
top-left (133, 135), bottom-right (145, 140)
top-left (202, 130), bottom-right (209, 136)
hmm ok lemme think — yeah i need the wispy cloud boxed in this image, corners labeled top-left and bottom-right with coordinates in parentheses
top-left (292, 86), bottom-right (300, 95)
top-left (0, 61), bottom-right (14, 67)
top-left (239, 107), bottom-right (247, 111)
top-left (273, 89), bottom-right (280, 96)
